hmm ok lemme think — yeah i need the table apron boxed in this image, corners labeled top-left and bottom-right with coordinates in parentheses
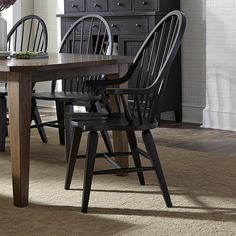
top-left (32, 64), bottom-right (119, 82)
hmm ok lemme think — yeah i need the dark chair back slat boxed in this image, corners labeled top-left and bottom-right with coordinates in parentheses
top-left (27, 19), bottom-right (33, 51)
top-left (20, 22), bottom-right (24, 51)
top-left (57, 14), bottom-right (113, 94)
top-left (64, 10), bottom-right (186, 213)
top-left (118, 11), bottom-right (186, 126)
top-left (33, 21), bottom-right (40, 51)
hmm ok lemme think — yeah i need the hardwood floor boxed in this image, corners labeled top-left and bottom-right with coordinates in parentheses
top-left (39, 107), bottom-right (236, 157)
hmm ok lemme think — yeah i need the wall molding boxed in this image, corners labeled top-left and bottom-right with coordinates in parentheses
top-left (160, 103), bottom-right (204, 124)
top-left (182, 103), bottom-right (204, 124)
top-left (202, 108), bottom-right (236, 131)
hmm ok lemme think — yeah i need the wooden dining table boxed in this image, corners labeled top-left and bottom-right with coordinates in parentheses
top-left (0, 53), bottom-right (132, 207)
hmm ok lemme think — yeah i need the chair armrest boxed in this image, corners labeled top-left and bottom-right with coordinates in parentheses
top-left (65, 112), bottom-right (108, 119)
top-left (86, 63), bottom-right (133, 87)
top-left (106, 87), bottom-right (148, 95)
top-left (86, 77), bottom-right (127, 87)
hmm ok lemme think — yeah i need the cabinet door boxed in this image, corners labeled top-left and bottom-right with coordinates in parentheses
top-left (119, 35), bottom-right (145, 55)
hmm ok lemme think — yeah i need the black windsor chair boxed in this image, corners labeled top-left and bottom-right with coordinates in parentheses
top-left (0, 15), bottom-right (48, 151)
top-left (32, 14), bottom-right (113, 154)
top-left (64, 10), bottom-right (186, 213)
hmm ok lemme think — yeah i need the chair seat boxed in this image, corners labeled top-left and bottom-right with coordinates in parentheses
top-left (70, 112), bottom-right (158, 132)
top-left (33, 91), bottom-right (100, 103)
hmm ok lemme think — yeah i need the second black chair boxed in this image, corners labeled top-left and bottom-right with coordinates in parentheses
top-left (33, 14), bottom-right (113, 153)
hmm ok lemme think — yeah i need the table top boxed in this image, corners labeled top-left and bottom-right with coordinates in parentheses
top-left (0, 53), bottom-right (133, 72)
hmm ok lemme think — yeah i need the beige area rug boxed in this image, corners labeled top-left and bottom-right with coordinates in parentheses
top-left (0, 128), bottom-right (236, 236)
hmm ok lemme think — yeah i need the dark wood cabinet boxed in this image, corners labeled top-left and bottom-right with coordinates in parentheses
top-left (57, 0), bottom-right (182, 121)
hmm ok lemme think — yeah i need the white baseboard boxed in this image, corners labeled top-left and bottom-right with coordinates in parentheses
top-left (202, 108), bottom-right (236, 131)
top-left (182, 104), bottom-right (204, 124)
top-left (160, 104), bottom-right (204, 124)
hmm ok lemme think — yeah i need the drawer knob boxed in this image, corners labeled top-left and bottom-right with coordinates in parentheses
top-left (142, 1), bottom-right (147, 5)
top-left (135, 24), bottom-right (141, 27)
top-left (92, 24), bottom-right (96, 27)
top-left (117, 2), bottom-right (122, 6)
top-left (71, 4), bottom-right (77, 8)
top-left (111, 24), bottom-right (116, 28)
top-left (94, 3), bottom-right (99, 7)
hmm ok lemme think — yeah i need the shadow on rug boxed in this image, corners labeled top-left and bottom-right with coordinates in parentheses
top-left (0, 128), bottom-right (235, 235)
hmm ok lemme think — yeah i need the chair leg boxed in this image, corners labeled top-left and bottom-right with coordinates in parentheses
top-left (81, 131), bottom-right (98, 213)
top-left (142, 130), bottom-right (172, 207)
top-left (65, 104), bottom-right (74, 162)
top-left (65, 115), bottom-right (71, 162)
top-left (126, 130), bottom-right (145, 185)
top-left (0, 97), bottom-right (7, 152)
top-left (33, 103), bottom-right (48, 143)
top-left (174, 107), bottom-right (182, 123)
top-left (56, 101), bottom-right (65, 145)
top-left (94, 102), bottom-right (113, 152)
top-left (100, 131), bottom-right (113, 152)
top-left (65, 126), bottom-right (82, 190)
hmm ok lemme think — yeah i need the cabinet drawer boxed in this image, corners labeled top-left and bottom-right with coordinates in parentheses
top-left (108, 17), bottom-right (149, 35)
top-left (109, 0), bottom-right (131, 11)
top-left (64, 0), bottom-right (85, 13)
top-left (65, 18), bottom-right (109, 35)
top-left (133, 0), bottom-right (158, 11)
top-left (86, 0), bottom-right (108, 11)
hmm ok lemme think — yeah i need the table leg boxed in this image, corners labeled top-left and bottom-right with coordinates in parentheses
top-left (112, 130), bottom-right (129, 168)
top-left (8, 72), bottom-right (32, 207)
top-left (108, 69), bottom-right (129, 168)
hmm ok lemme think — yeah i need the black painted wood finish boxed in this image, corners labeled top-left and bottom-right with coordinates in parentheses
top-left (58, 0), bottom-right (182, 122)
top-left (65, 10), bottom-right (186, 212)
top-left (33, 15), bottom-right (113, 151)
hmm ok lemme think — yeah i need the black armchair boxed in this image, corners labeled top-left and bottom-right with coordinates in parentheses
top-left (65, 10), bottom-right (186, 213)
top-left (32, 14), bottom-right (113, 154)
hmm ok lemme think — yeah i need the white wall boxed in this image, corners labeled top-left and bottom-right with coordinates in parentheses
top-left (34, 0), bottom-right (63, 53)
top-left (33, 0), bottom-right (64, 106)
top-left (156, 1), bottom-right (207, 123)
top-left (203, 0), bottom-right (236, 131)
top-left (12, 0), bottom-right (33, 24)
top-left (180, 0), bottom-right (206, 123)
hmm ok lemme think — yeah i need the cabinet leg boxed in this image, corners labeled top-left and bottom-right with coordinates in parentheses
top-left (174, 108), bottom-right (182, 123)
